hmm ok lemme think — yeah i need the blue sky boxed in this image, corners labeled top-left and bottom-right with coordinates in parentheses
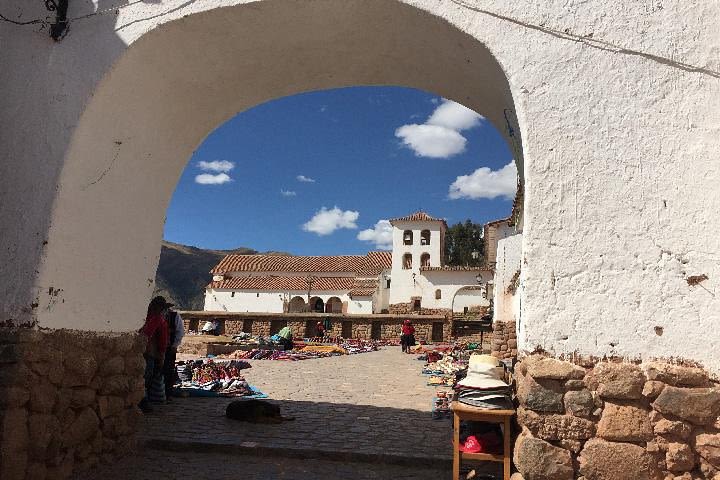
top-left (164, 86), bottom-right (516, 255)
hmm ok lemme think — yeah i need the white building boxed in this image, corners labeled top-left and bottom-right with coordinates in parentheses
top-left (204, 212), bottom-right (493, 314)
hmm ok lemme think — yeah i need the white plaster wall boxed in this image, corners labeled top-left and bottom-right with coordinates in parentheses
top-left (494, 234), bottom-right (523, 323)
top-left (205, 290), bottom-right (351, 313)
top-left (453, 290), bottom-right (487, 313)
top-left (389, 221), bottom-right (443, 304)
top-left (348, 298), bottom-right (373, 314)
top-left (418, 271), bottom-right (493, 310)
top-left (3, 0), bottom-right (720, 369)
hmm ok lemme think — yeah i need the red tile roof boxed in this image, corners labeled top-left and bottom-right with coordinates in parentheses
top-left (211, 252), bottom-right (390, 275)
top-left (349, 278), bottom-right (379, 297)
top-left (389, 211), bottom-right (447, 226)
top-left (208, 276), bottom-right (355, 291)
top-left (420, 266), bottom-right (491, 272)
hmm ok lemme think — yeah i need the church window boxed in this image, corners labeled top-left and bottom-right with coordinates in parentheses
top-left (403, 230), bottom-right (413, 245)
top-left (421, 253), bottom-right (430, 267)
top-left (435, 289), bottom-right (442, 299)
top-left (421, 230), bottom-right (430, 245)
top-left (403, 253), bottom-right (412, 269)
top-left (231, 292), bottom-right (235, 298)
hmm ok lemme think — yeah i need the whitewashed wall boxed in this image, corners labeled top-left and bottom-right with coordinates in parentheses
top-left (494, 234), bottom-right (523, 323)
top-left (417, 271), bottom-right (493, 310)
top-left (2, 0), bottom-right (719, 369)
top-left (389, 220), bottom-right (443, 305)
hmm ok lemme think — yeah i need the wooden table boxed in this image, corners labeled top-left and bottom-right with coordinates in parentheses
top-left (452, 401), bottom-right (514, 480)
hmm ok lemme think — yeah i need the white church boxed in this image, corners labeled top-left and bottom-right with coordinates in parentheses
top-left (204, 212), bottom-right (494, 315)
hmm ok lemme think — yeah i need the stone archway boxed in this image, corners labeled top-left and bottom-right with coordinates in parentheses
top-left (32, 0), bottom-right (523, 335)
top-left (288, 296), bottom-right (306, 313)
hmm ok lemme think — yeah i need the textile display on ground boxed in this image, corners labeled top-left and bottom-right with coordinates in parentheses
top-left (220, 338), bottom-right (383, 361)
top-left (175, 359), bottom-right (267, 398)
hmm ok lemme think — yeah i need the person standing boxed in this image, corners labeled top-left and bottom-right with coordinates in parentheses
top-left (163, 307), bottom-right (184, 400)
top-left (316, 321), bottom-right (326, 340)
top-left (400, 319), bottom-right (416, 353)
top-left (139, 296), bottom-right (170, 412)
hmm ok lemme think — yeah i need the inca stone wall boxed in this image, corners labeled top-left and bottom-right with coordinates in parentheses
top-left (491, 321), bottom-right (517, 360)
top-left (0, 329), bottom-right (145, 480)
top-left (513, 355), bottom-right (720, 480)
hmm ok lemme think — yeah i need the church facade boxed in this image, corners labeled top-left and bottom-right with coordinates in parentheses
top-left (204, 212), bottom-right (493, 315)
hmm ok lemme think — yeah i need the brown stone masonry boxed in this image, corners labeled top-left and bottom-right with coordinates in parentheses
top-left (0, 328), bottom-right (145, 480)
top-left (491, 320), bottom-right (517, 360)
top-left (513, 354), bottom-right (720, 480)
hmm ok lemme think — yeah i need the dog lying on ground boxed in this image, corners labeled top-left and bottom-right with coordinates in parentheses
top-left (225, 399), bottom-right (295, 424)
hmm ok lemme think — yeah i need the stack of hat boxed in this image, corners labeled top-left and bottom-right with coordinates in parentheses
top-left (454, 354), bottom-right (513, 410)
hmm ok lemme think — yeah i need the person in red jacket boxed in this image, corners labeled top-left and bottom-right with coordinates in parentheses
top-left (401, 319), bottom-right (416, 353)
top-left (139, 296), bottom-right (171, 412)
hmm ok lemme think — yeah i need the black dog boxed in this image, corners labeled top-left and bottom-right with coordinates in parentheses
top-left (225, 399), bottom-right (295, 424)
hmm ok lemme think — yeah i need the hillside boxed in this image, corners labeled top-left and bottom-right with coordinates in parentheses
top-left (153, 240), bottom-right (289, 310)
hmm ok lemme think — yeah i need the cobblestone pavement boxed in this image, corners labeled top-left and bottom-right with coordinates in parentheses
top-left (75, 347), bottom-right (503, 479)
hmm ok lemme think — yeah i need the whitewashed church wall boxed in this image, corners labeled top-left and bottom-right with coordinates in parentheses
top-left (493, 234), bottom-right (523, 324)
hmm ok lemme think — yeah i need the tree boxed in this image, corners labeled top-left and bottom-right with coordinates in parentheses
top-left (444, 220), bottom-right (484, 266)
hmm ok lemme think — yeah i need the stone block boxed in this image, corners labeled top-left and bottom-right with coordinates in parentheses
top-left (1, 408), bottom-right (28, 452)
top-left (0, 343), bottom-right (21, 363)
top-left (579, 438), bottom-right (661, 480)
top-left (30, 381), bottom-right (57, 413)
top-left (99, 356), bottom-right (125, 376)
top-left (665, 442), bottom-right (696, 473)
top-left (0, 386), bottom-right (29, 407)
top-left (694, 433), bottom-right (720, 471)
top-left (62, 352), bottom-right (97, 387)
top-left (63, 407), bottom-right (99, 447)
top-left (28, 413), bottom-right (60, 457)
top-left (653, 387), bottom-right (720, 425)
top-left (643, 381), bottom-right (666, 400)
top-left (597, 402), bottom-right (653, 442)
top-left (565, 389), bottom-right (595, 417)
top-left (70, 387), bottom-right (97, 408)
top-left (517, 371), bottom-right (565, 413)
top-left (645, 362), bottom-right (710, 388)
top-left (100, 375), bottom-right (130, 395)
top-left (0, 449), bottom-right (27, 480)
top-left (527, 357), bottom-right (585, 381)
top-left (588, 362), bottom-right (646, 400)
top-left (513, 431), bottom-right (574, 480)
top-left (518, 408), bottom-right (595, 440)
top-left (25, 463), bottom-right (47, 480)
top-left (654, 419), bottom-right (692, 440)
top-left (0, 363), bottom-right (34, 387)
top-left (97, 395), bottom-right (125, 419)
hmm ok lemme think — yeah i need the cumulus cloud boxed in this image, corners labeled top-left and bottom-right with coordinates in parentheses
top-left (427, 100), bottom-right (483, 131)
top-left (448, 161), bottom-right (518, 200)
top-left (395, 99), bottom-right (484, 158)
top-left (303, 207), bottom-right (359, 236)
top-left (357, 220), bottom-right (393, 250)
top-left (195, 173), bottom-right (232, 185)
top-left (395, 124), bottom-right (467, 158)
top-left (197, 160), bottom-right (235, 172)
top-left (280, 189), bottom-right (296, 197)
top-left (296, 175), bottom-right (316, 183)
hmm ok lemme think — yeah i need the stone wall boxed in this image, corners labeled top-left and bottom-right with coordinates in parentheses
top-left (0, 328), bottom-right (145, 480)
top-left (491, 321), bottom-right (517, 359)
top-left (180, 312), bottom-right (450, 341)
top-left (513, 355), bottom-right (720, 480)
top-left (388, 303), bottom-right (452, 317)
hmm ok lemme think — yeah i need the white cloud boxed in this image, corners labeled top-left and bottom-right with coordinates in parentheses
top-left (357, 220), bottom-right (393, 250)
top-left (303, 207), bottom-right (359, 236)
top-left (197, 160), bottom-right (235, 173)
top-left (395, 99), bottom-right (483, 158)
top-left (280, 189), bottom-right (296, 197)
top-left (426, 100), bottom-right (483, 131)
top-left (195, 173), bottom-right (232, 185)
top-left (395, 124), bottom-right (467, 158)
top-left (448, 161), bottom-right (518, 200)
top-left (297, 175), bottom-right (316, 183)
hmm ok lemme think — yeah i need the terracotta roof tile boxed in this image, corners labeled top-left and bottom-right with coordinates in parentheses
top-left (420, 266), bottom-right (491, 272)
top-left (211, 252), bottom-right (391, 275)
top-left (389, 211), bottom-right (446, 225)
top-left (208, 276), bottom-right (355, 291)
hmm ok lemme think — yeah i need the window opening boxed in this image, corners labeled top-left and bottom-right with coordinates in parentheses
top-left (421, 230), bottom-right (430, 245)
top-left (435, 289), bottom-right (442, 300)
top-left (412, 299), bottom-right (421, 311)
top-left (403, 230), bottom-right (413, 245)
top-left (403, 253), bottom-right (412, 269)
top-left (421, 253), bottom-right (430, 267)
